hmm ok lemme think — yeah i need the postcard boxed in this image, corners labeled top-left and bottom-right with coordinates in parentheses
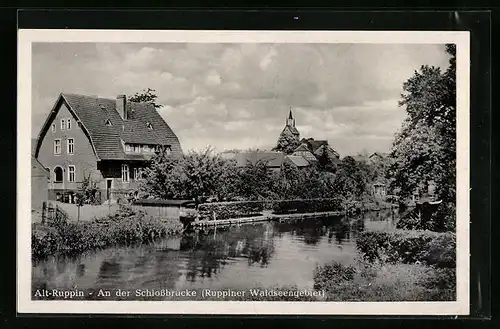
top-left (18, 29), bottom-right (470, 315)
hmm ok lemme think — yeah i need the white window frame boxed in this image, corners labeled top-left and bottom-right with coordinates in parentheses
top-left (121, 164), bottom-right (130, 182)
top-left (134, 145), bottom-right (141, 153)
top-left (68, 165), bottom-right (75, 183)
top-left (67, 138), bottom-right (74, 155)
top-left (61, 119), bottom-right (66, 131)
top-left (166, 146), bottom-right (172, 155)
top-left (67, 118), bottom-right (72, 130)
top-left (51, 123), bottom-right (56, 133)
top-left (125, 144), bottom-right (131, 152)
top-left (133, 167), bottom-right (140, 180)
top-left (54, 139), bottom-right (61, 155)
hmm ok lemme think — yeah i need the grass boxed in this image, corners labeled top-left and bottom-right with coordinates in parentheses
top-left (32, 206), bottom-right (183, 262)
top-left (313, 259), bottom-right (455, 301)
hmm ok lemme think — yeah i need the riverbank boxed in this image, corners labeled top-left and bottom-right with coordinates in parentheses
top-left (191, 210), bottom-right (345, 228)
top-left (32, 206), bottom-right (183, 262)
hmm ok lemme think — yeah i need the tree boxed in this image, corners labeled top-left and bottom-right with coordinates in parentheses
top-left (333, 156), bottom-right (369, 200)
top-left (139, 147), bottom-right (185, 199)
top-left (273, 132), bottom-right (300, 154)
top-left (316, 145), bottom-right (338, 173)
top-left (236, 159), bottom-right (275, 200)
top-left (181, 147), bottom-right (232, 204)
top-left (388, 44), bottom-right (456, 204)
top-left (129, 88), bottom-right (162, 109)
top-left (75, 174), bottom-right (100, 222)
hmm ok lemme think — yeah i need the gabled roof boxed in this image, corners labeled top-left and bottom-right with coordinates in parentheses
top-left (31, 155), bottom-right (49, 178)
top-left (351, 155), bottom-right (369, 162)
top-left (234, 151), bottom-right (285, 168)
top-left (294, 143), bottom-right (310, 152)
top-left (369, 152), bottom-right (388, 159)
top-left (35, 93), bottom-right (182, 160)
top-left (285, 155), bottom-right (310, 167)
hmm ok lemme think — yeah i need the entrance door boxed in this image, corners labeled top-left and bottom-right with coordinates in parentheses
top-left (106, 179), bottom-right (112, 200)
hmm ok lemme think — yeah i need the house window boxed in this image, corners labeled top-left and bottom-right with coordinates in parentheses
top-left (51, 124), bottom-right (56, 133)
top-left (134, 145), bottom-right (141, 153)
top-left (68, 165), bottom-right (75, 182)
top-left (67, 118), bottom-right (71, 130)
top-left (146, 122), bottom-right (153, 130)
top-left (166, 146), bottom-right (172, 155)
top-left (121, 164), bottom-right (129, 182)
top-left (105, 119), bottom-right (112, 126)
top-left (67, 138), bottom-right (74, 154)
top-left (54, 139), bottom-right (61, 155)
top-left (61, 119), bottom-right (66, 131)
top-left (54, 166), bottom-right (63, 183)
top-left (125, 144), bottom-right (131, 152)
top-left (133, 167), bottom-right (142, 180)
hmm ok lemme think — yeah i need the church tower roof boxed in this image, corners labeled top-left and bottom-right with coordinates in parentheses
top-left (288, 108), bottom-right (294, 120)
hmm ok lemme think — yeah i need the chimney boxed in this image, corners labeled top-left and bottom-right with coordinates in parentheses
top-left (116, 94), bottom-right (127, 120)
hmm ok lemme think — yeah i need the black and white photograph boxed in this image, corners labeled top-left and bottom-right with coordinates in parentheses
top-left (18, 30), bottom-right (470, 315)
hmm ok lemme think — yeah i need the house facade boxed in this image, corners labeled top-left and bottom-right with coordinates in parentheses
top-left (34, 93), bottom-right (182, 203)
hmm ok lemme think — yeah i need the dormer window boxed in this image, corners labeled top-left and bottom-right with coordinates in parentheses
top-left (105, 119), bottom-right (112, 126)
top-left (146, 122), bottom-right (153, 130)
top-left (125, 144), bottom-right (131, 152)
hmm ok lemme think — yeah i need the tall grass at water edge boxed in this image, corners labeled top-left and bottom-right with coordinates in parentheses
top-left (32, 206), bottom-right (183, 262)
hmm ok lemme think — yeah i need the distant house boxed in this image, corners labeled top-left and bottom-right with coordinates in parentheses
top-left (31, 155), bottom-right (49, 210)
top-left (284, 155), bottom-right (310, 169)
top-left (369, 152), bottom-right (389, 164)
top-left (292, 143), bottom-right (318, 163)
top-left (33, 93), bottom-right (182, 203)
top-left (372, 181), bottom-right (387, 199)
top-left (232, 151), bottom-right (285, 172)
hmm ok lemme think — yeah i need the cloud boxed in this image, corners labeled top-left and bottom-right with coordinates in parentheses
top-left (31, 42), bottom-right (451, 155)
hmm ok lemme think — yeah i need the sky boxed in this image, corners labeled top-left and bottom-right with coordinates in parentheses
top-left (31, 42), bottom-right (451, 156)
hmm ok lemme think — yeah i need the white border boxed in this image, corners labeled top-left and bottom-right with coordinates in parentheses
top-left (18, 29), bottom-right (470, 315)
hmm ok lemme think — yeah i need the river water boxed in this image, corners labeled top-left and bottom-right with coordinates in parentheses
top-left (32, 209), bottom-right (398, 301)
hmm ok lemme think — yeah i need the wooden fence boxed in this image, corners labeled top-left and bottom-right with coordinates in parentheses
top-left (41, 201), bottom-right (70, 225)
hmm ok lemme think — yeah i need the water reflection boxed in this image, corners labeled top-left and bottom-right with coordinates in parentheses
top-left (32, 209), bottom-right (397, 300)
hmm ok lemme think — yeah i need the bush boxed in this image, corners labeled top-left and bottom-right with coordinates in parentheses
top-left (272, 198), bottom-right (344, 214)
top-left (313, 260), bottom-right (455, 301)
top-left (32, 206), bottom-right (183, 262)
top-left (356, 230), bottom-right (456, 268)
top-left (313, 261), bottom-right (356, 291)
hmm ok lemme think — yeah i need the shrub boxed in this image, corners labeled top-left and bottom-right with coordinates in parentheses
top-left (313, 261), bottom-right (356, 291)
top-left (272, 198), bottom-right (344, 214)
top-left (313, 260), bottom-right (456, 301)
top-left (356, 230), bottom-right (456, 268)
top-left (32, 206), bottom-right (183, 262)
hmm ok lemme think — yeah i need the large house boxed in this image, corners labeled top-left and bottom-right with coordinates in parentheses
top-left (34, 93), bottom-right (182, 203)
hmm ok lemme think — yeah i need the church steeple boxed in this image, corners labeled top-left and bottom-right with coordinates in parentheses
top-left (286, 107), bottom-right (295, 127)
